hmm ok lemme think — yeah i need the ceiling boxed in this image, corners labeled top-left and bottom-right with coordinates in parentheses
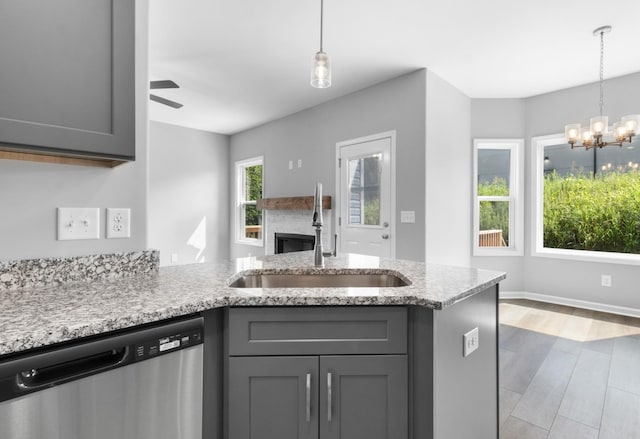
top-left (148, 0), bottom-right (640, 135)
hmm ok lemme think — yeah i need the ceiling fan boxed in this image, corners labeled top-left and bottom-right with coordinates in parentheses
top-left (149, 80), bottom-right (183, 109)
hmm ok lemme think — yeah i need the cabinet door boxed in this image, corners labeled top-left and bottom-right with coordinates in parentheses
top-left (320, 355), bottom-right (408, 439)
top-left (0, 0), bottom-right (135, 160)
top-left (228, 356), bottom-right (319, 439)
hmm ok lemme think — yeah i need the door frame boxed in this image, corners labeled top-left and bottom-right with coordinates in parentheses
top-left (335, 130), bottom-right (397, 259)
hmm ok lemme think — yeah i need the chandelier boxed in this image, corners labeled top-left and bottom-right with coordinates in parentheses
top-left (565, 26), bottom-right (639, 150)
top-left (310, 0), bottom-right (331, 88)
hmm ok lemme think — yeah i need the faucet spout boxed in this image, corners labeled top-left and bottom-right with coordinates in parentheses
top-left (313, 182), bottom-right (324, 267)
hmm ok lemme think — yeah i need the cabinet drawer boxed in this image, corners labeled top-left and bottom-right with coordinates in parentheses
top-left (228, 306), bottom-right (407, 356)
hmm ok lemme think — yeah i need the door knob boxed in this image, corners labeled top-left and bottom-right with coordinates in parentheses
top-left (382, 234), bottom-right (389, 239)
top-left (383, 222), bottom-right (389, 228)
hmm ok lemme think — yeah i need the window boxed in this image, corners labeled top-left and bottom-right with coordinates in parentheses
top-left (236, 157), bottom-right (263, 245)
top-left (473, 139), bottom-right (524, 256)
top-left (348, 154), bottom-right (382, 226)
top-left (532, 134), bottom-right (640, 264)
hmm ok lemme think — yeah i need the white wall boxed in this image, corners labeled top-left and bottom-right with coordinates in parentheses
top-left (148, 122), bottom-right (230, 266)
top-left (425, 70), bottom-right (472, 267)
top-left (0, 2), bottom-right (150, 262)
top-left (230, 70), bottom-right (427, 261)
top-left (470, 72), bottom-right (640, 310)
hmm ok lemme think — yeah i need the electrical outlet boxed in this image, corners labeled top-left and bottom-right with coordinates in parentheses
top-left (297, 159), bottom-right (302, 168)
top-left (601, 274), bottom-right (612, 287)
top-left (400, 210), bottom-right (415, 223)
top-left (57, 208), bottom-right (100, 240)
top-left (106, 208), bottom-right (131, 239)
top-left (171, 253), bottom-right (178, 264)
top-left (288, 160), bottom-right (293, 170)
top-left (463, 327), bottom-right (479, 357)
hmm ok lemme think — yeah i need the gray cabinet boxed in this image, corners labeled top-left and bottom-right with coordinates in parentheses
top-left (227, 307), bottom-right (408, 439)
top-left (228, 355), bottom-right (407, 439)
top-left (0, 0), bottom-right (135, 163)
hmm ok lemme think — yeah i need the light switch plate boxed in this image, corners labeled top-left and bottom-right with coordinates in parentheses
top-left (106, 208), bottom-right (131, 239)
top-left (463, 327), bottom-right (479, 357)
top-left (400, 210), bottom-right (415, 223)
top-left (57, 208), bottom-right (100, 240)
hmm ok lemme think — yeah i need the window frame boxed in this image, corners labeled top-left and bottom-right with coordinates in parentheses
top-left (473, 138), bottom-right (524, 256)
top-left (532, 134), bottom-right (640, 265)
top-left (235, 156), bottom-right (264, 247)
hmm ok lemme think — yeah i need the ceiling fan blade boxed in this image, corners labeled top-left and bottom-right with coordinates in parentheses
top-left (149, 94), bottom-right (183, 109)
top-left (150, 80), bottom-right (179, 90)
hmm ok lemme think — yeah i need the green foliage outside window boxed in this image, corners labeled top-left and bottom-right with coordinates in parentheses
top-left (544, 171), bottom-right (640, 253)
top-left (478, 177), bottom-right (509, 243)
top-left (245, 165), bottom-right (262, 226)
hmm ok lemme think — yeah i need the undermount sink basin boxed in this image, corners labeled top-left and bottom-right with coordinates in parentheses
top-left (228, 271), bottom-right (410, 288)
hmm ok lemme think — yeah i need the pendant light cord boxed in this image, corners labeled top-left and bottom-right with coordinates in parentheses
top-left (599, 29), bottom-right (605, 116)
top-left (319, 0), bottom-right (324, 52)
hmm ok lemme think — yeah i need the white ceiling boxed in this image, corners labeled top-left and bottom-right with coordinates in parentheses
top-left (148, 0), bottom-right (640, 135)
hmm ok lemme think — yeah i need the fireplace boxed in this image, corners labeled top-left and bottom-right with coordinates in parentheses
top-left (274, 233), bottom-right (315, 254)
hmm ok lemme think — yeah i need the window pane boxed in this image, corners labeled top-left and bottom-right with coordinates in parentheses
top-left (244, 204), bottom-right (262, 240)
top-left (477, 149), bottom-right (510, 195)
top-left (543, 139), bottom-right (640, 254)
top-left (479, 200), bottom-right (509, 247)
top-left (245, 165), bottom-right (263, 201)
top-left (348, 155), bottom-right (381, 225)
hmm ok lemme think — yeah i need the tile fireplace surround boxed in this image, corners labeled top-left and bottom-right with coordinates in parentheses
top-left (264, 210), bottom-right (334, 256)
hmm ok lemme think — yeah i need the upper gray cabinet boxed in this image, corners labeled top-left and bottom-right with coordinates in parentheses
top-left (0, 0), bottom-right (135, 165)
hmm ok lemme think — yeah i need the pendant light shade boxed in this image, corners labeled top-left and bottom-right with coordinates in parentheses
top-left (311, 51), bottom-right (331, 88)
top-left (311, 0), bottom-right (331, 88)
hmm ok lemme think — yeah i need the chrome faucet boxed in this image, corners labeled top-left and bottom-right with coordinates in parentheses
top-left (312, 182), bottom-right (337, 267)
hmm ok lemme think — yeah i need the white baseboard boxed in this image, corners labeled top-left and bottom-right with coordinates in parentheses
top-left (500, 291), bottom-right (640, 319)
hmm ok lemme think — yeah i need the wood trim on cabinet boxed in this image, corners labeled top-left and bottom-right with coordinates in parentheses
top-left (0, 150), bottom-right (124, 168)
top-left (256, 196), bottom-right (332, 211)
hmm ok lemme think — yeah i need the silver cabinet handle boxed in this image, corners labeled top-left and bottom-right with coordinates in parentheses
top-left (382, 234), bottom-right (389, 239)
top-left (306, 372), bottom-right (311, 423)
top-left (327, 372), bottom-right (332, 422)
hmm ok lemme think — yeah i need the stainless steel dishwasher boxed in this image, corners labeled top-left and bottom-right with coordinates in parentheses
top-left (0, 316), bottom-right (203, 439)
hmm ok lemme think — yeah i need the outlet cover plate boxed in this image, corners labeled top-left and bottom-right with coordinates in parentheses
top-left (400, 210), bottom-right (415, 223)
top-left (57, 208), bottom-right (100, 241)
top-left (463, 327), bottom-right (479, 357)
top-left (106, 208), bottom-right (131, 239)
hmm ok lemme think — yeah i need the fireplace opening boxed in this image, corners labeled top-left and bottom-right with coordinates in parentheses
top-left (275, 233), bottom-right (315, 254)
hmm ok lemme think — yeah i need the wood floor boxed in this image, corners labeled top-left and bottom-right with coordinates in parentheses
top-left (499, 299), bottom-right (640, 439)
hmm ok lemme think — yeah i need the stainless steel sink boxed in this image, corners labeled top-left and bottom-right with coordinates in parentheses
top-left (228, 271), bottom-right (410, 288)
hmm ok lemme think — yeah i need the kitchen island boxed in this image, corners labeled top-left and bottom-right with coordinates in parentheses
top-left (0, 251), bottom-right (505, 439)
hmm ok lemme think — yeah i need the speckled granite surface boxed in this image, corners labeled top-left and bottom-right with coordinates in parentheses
top-left (0, 250), bottom-right (159, 290)
top-left (0, 251), bottom-right (504, 356)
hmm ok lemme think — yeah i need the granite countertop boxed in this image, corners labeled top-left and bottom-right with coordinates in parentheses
top-left (0, 251), bottom-right (505, 357)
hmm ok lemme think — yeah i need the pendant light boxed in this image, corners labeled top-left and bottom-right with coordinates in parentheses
top-left (310, 0), bottom-right (331, 88)
top-left (565, 26), bottom-right (640, 149)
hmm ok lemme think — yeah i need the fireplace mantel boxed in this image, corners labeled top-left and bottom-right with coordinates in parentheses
top-left (257, 196), bottom-right (331, 210)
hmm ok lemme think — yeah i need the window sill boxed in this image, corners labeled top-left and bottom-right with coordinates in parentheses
top-left (533, 247), bottom-right (640, 266)
top-left (474, 247), bottom-right (523, 257)
top-left (236, 239), bottom-right (264, 248)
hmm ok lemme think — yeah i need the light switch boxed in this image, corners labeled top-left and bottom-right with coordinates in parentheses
top-left (57, 208), bottom-right (100, 240)
top-left (400, 211), bottom-right (415, 223)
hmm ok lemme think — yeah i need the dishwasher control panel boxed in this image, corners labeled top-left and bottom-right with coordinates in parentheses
top-left (133, 325), bottom-right (203, 361)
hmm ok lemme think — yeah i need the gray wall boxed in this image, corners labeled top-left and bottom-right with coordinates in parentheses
top-left (230, 70), bottom-right (427, 261)
top-left (148, 122), bottom-right (230, 266)
top-left (470, 98), bottom-right (526, 292)
top-left (425, 70), bottom-right (472, 267)
top-left (0, 2), bottom-right (149, 262)
top-left (471, 72), bottom-right (640, 309)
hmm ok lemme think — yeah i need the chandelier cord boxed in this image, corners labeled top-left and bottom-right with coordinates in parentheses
top-left (599, 29), bottom-right (605, 116)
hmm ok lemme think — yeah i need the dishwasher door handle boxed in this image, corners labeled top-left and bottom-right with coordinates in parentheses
top-left (16, 346), bottom-right (128, 391)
